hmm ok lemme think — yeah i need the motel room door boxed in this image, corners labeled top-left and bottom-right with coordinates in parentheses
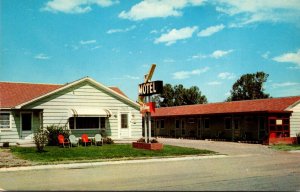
top-left (119, 112), bottom-right (130, 138)
top-left (21, 112), bottom-right (33, 140)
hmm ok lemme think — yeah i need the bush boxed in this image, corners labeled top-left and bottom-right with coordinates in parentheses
top-left (33, 128), bottom-right (49, 152)
top-left (137, 138), bottom-right (145, 143)
top-left (3, 142), bottom-right (9, 148)
top-left (100, 129), bottom-right (107, 138)
top-left (297, 132), bottom-right (300, 144)
top-left (150, 139), bottom-right (158, 143)
top-left (46, 125), bottom-right (70, 146)
top-left (103, 137), bottom-right (114, 144)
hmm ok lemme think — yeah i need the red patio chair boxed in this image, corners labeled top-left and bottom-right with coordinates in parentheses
top-left (81, 134), bottom-right (92, 147)
top-left (58, 134), bottom-right (70, 148)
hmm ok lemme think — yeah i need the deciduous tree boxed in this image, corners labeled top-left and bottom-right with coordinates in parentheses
top-left (226, 71), bottom-right (270, 101)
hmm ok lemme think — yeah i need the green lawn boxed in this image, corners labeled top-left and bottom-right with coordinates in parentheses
top-left (270, 144), bottom-right (300, 151)
top-left (10, 144), bottom-right (216, 164)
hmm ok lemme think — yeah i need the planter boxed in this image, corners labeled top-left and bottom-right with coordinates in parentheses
top-left (132, 142), bottom-right (163, 150)
top-left (268, 137), bottom-right (297, 145)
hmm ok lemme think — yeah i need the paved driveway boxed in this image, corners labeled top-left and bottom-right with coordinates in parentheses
top-left (157, 138), bottom-right (286, 156)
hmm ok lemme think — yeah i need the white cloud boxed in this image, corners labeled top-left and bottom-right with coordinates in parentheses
top-left (154, 26), bottom-right (198, 46)
top-left (163, 58), bottom-right (175, 63)
top-left (91, 45), bottom-right (101, 50)
top-left (208, 81), bottom-right (222, 85)
top-left (34, 53), bottom-right (50, 60)
top-left (191, 54), bottom-right (207, 59)
top-left (218, 72), bottom-right (235, 79)
top-left (107, 25), bottom-right (136, 34)
top-left (197, 24), bottom-right (225, 37)
top-left (210, 50), bottom-right (233, 59)
top-left (125, 75), bottom-right (140, 80)
top-left (42, 0), bottom-right (118, 14)
top-left (272, 82), bottom-right (300, 88)
top-left (173, 67), bottom-right (209, 79)
top-left (273, 49), bottom-right (300, 66)
top-left (190, 50), bottom-right (233, 60)
top-left (79, 40), bottom-right (97, 45)
top-left (119, 0), bottom-right (205, 20)
top-left (262, 51), bottom-right (270, 59)
top-left (215, 0), bottom-right (300, 25)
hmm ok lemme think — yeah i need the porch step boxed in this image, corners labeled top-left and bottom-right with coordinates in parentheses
top-left (16, 140), bottom-right (35, 147)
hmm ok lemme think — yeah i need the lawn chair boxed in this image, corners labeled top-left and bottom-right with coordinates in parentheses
top-left (69, 134), bottom-right (79, 147)
top-left (94, 134), bottom-right (103, 146)
top-left (81, 134), bottom-right (92, 147)
top-left (58, 134), bottom-right (70, 148)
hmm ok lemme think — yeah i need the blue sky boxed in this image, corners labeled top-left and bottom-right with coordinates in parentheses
top-left (1, 0), bottom-right (300, 102)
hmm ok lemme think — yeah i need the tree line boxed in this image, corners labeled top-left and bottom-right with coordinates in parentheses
top-left (154, 71), bottom-right (270, 107)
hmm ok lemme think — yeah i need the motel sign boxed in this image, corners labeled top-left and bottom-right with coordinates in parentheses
top-left (138, 80), bottom-right (163, 96)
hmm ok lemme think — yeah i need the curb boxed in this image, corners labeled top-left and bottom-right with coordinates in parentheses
top-left (0, 155), bottom-right (227, 172)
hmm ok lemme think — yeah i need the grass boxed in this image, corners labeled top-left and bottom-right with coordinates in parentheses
top-left (10, 144), bottom-right (216, 164)
top-left (270, 144), bottom-right (300, 151)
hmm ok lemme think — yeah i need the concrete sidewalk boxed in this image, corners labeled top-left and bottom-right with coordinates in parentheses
top-left (0, 154), bottom-right (227, 172)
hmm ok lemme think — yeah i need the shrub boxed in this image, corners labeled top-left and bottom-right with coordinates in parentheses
top-left (46, 125), bottom-right (70, 146)
top-left (33, 128), bottom-right (49, 152)
top-left (297, 132), bottom-right (300, 144)
top-left (150, 139), bottom-right (158, 143)
top-left (103, 137), bottom-right (114, 144)
top-left (137, 138), bottom-right (145, 143)
top-left (100, 129), bottom-right (107, 138)
top-left (3, 142), bottom-right (9, 148)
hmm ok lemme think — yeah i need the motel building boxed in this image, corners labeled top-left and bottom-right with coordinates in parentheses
top-left (0, 77), bottom-right (142, 145)
top-left (150, 96), bottom-right (300, 145)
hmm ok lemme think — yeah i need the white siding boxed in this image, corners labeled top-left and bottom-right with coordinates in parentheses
top-left (289, 102), bottom-right (300, 137)
top-left (0, 110), bottom-right (41, 144)
top-left (24, 82), bottom-right (142, 140)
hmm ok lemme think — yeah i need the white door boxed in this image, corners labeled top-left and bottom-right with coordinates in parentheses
top-left (119, 113), bottom-right (130, 138)
top-left (21, 113), bottom-right (33, 140)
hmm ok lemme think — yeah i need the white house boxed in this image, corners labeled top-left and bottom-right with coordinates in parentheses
top-left (0, 77), bottom-right (142, 144)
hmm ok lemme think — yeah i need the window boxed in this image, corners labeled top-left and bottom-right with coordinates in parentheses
top-left (234, 119), bottom-right (239, 130)
top-left (225, 118), bottom-right (231, 130)
top-left (100, 117), bottom-right (106, 129)
top-left (69, 117), bottom-right (106, 129)
top-left (121, 114), bottom-right (128, 128)
top-left (181, 120), bottom-right (185, 129)
top-left (160, 120), bottom-right (165, 129)
top-left (156, 120), bottom-right (160, 129)
top-left (0, 112), bottom-right (10, 129)
top-left (175, 119), bottom-right (180, 129)
top-left (204, 118), bottom-right (209, 129)
top-left (259, 117), bottom-right (265, 130)
top-left (188, 118), bottom-right (195, 124)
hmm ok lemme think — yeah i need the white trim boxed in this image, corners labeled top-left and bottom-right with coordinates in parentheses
top-left (0, 111), bottom-right (12, 130)
top-left (14, 77), bottom-right (140, 109)
top-left (285, 99), bottom-right (300, 111)
top-left (68, 107), bottom-right (112, 117)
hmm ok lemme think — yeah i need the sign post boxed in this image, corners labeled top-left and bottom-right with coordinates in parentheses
top-left (138, 64), bottom-right (163, 143)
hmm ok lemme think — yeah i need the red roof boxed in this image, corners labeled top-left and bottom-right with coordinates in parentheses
top-left (0, 82), bottom-right (128, 108)
top-left (0, 82), bottom-right (62, 108)
top-left (152, 96), bottom-right (300, 117)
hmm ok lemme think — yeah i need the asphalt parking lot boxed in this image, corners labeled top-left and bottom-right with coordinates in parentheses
top-left (157, 137), bottom-right (277, 156)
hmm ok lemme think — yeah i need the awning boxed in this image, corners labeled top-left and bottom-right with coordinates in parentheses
top-left (68, 107), bottom-right (111, 117)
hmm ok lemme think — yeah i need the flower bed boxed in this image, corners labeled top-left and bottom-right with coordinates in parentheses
top-left (132, 142), bottom-right (163, 150)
